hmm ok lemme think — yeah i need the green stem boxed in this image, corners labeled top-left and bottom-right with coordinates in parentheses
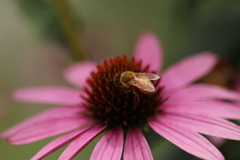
top-left (53, 0), bottom-right (84, 61)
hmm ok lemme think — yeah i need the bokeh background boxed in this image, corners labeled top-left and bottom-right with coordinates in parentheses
top-left (1, 0), bottom-right (240, 159)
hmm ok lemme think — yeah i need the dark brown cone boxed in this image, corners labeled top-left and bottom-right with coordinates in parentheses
top-left (81, 55), bottom-right (164, 128)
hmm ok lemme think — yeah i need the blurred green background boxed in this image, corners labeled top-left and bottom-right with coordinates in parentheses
top-left (1, 0), bottom-right (240, 159)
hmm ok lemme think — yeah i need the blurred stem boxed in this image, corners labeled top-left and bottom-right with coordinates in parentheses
top-left (53, 0), bottom-right (84, 61)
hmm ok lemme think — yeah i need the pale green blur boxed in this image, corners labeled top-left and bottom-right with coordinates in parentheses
top-left (1, 0), bottom-right (240, 159)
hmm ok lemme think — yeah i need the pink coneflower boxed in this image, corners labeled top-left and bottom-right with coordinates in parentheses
top-left (2, 33), bottom-right (240, 160)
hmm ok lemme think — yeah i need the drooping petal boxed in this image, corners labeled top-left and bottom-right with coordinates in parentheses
top-left (1, 106), bottom-right (86, 138)
top-left (234, 77), bottom-right (240, 92)
top-left (134, 32), bottom-right (163, 72)
top-left (7, 116), bottom-right (91, 144)
top-left (13, 86), bottom-right (82, 105)
top-left (124, 127), bottom-right (153, 160)
top-left (167, 84), bottom-right (240, 102)
top-left (162, 101), bottom-right (240, 119)
top-left (90, 127), bottom-right (123, 160)
top-left (31, 124), bottom-right (94, 160)
top-left (208, 136), bottom-right (226, 147)
top-left (149, 119), bottom-right (224, 160)
top-left (161, 52), bottom-right (218, 92)
top-left (59, 124), bottom-right (106, 160)
top-left (158, 113), bottom-right (240, 140)
top-left (63, 61), bottom-right (97, 88)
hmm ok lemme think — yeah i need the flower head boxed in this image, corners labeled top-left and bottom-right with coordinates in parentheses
top-left (2, 32), bottom-right (240, 160)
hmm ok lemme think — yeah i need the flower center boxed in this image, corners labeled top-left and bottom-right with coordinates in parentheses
top-left (81, 56), bottom-right (164, 128)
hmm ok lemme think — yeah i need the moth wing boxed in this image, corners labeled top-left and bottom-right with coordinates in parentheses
top-left (127, 78), bottom-right (155, 92)
top-left (134, 73), bottom-right (160, 80)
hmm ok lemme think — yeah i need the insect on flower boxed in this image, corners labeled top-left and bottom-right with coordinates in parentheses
top-left (3, 32), bottom-right (240, 160)
top-left (115, 71), bottom-right (160, 105)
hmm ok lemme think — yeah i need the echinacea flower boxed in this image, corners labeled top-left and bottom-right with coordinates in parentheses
top-left (2, 33), bottom-right (240, 160)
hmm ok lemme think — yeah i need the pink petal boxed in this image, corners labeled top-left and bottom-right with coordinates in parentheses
top-left (1, 106), bottom-right (86, 138)
top-left (149, 119), bottom-right (224, 160)
top-left (124, 127), bottom-right (153, 160)
top-left (59, 124), bottom-right (106, 160)
top-left (63, 61), bottom-right (97, 88)
top-left (7, 116), bottom-right (91, 144)
top-left (31, 124), bottom-right (95, 160)
top-left (168, 84), bottom-right (240, 102)
top-left (162, 101), bottom-right (240, 119)
top-left (208, 136), bottom-right (226, 147)
top-left (158, 113), bottom-right (240, 140)
top-left (233, 76), bottom-right (240, 92)
top-left (161, 52), bottom-right (218, 92)
top-left (13, 86), bottom-right (83, 105)
top-left (90, 127), bottom-right (123, 160)
top-left (134, 32), bottom-right (163, 72)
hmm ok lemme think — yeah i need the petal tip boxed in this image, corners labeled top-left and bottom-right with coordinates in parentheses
top-left (134, 31), bottom-right (163, 72)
